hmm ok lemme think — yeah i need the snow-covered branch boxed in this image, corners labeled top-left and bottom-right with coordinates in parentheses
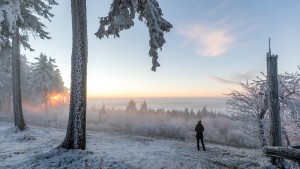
top-left (95, 0), bottom-right (172, 71)
top-left (0, 0), bottom-right (58, 50)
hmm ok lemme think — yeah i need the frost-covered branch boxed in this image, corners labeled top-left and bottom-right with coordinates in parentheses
top-left (95, 0), bottom-right (172, 71)
top-left (227, 71), bottom-right (300, 146)
top-left (0, 0), bottom-right (22, 34)
top-left (0, 0), bottom-right (58, 50)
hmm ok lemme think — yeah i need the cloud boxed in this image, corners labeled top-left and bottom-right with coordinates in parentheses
top-left (207, 0), bottom-right (229, 16)
top-left (178, 24), bottom-right (234, 57)
top-left (210, 71), bottom-right (256, 85)
top-left (233, 72), bottom-right (256, 81)
top-left (210, 75), bottom-right (240, 85)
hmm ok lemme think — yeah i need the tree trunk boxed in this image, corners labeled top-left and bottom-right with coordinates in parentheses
top-left (258, 118), bottom-right (266, 147)
top-left (282, 127), bottom-right (290, 147)
top-left (264, 147), bottom-right (300, 164)
top-left (60, 0), bottom-right (87, 150)
top-left (0, 99), bottom-right (2, 112)
top-left (267, 45), bottom-right (282, 166)
top-left (12, 28), bottom-right (26, 131)
top-left (44, 88), bottom-right (48, 114)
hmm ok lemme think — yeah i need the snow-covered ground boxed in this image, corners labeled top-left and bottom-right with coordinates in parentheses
top-left (0, 122), bottom-right (279, 169)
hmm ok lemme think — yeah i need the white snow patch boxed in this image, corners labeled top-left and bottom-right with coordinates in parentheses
top-left (0, 122), bottom-right (277, 169)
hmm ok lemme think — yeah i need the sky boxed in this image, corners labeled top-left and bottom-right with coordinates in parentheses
top-left (22, 0), bottom-right (300, 98)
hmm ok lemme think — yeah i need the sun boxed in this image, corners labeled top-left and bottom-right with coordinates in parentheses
top-left (48, 92), bottom-right (69, 107)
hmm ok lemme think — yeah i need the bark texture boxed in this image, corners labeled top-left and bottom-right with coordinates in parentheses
top-left (266, 39), bottom-right (282, 166)
top-left (264, 147), bottom-right (300, 164)
top-left (60, 0), bottom-right (87, 150)
top-left (12, 28), bottom-right (26, 131)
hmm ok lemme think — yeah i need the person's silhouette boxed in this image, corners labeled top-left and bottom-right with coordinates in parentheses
top-left (195, 120), bottom-right (206, 151)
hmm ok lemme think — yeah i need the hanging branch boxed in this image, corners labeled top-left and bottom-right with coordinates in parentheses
top-left (95, 0), bottom-right (172, 71)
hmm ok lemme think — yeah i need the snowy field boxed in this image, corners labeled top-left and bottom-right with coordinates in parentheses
top-left (0, 122), bottom-right (277, 169)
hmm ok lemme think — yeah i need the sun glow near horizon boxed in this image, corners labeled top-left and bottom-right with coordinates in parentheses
top-left (22, 0), bottom-right (300, 102)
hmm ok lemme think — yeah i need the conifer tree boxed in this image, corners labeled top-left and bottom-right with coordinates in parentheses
top-left (201, 106), bottom-right (208, 114)
top-left (196, 110), bottom-right (202, 119)
top-left (140, 100), bottom-right (148, 113)
top-left (126, 99), bottom-right (138, 113)
top-left (30, 53), bottom-right (62, 112)
top-left (184, 108), bottom-right (189, 120)
top-left (0, 0), bottom-right (58, 131)
top-left (0, 66), bottom-right (12, 102)
top-left (52, 69), bottom-right (65, 93)
top-left (99, 103), bottom-right (106, 123)
top-left (61, 0), bottom-right (171, 150)
top-left (95, 0), bottom-right (172, 71)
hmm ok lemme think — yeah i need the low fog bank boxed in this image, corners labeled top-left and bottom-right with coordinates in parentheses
top-left (86, 110), bottom-right (259, 148)
top-left (87, 97), bottom-right (228, 113)
top-left (0, 103), bottom-right (260, 148)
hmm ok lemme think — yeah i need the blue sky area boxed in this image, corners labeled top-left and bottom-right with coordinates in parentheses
top-left (22, 0), bottom-right (300, 98)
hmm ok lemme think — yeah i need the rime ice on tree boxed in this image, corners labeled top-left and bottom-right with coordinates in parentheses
top-left (266, 39), bottom-right (283, 167)
top-left (95, 0), bottom-right (173, 71)
top-left (61, 0), bottom-right (172, 150)
top-left (0, 0), bottom-right (58, 131)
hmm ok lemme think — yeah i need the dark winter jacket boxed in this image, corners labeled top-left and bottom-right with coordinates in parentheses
top-left (195, 122), bottom-right (204, 138)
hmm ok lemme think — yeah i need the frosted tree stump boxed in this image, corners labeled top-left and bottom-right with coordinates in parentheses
top-left (266, 38), bottom-right (283, 167)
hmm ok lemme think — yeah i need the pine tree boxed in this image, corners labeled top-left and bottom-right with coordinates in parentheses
top-left (99, 103), bottom-right (106, 123)
top-left (196, 110), bottom-right (202, 119)
top-left (126, 99), bottom-right (138, 113)
top-left (0, 0), bottom-right (58, 131)
top-left (52, 69), bottom-right (64, 93)
top-left (61, 0), bottom-right (171, 150)
top-left (95, 0), bottom-right (172, 71)
top-left (60, 0), bottom-right (88, 149)
top-left (140, 100), bottom-right (148, 113)
top-left (0, 44), bottom-right (12, 101)
top-left (0, 54), bottom-right (31, 113)
top-left (0, 70), bottom-right (10, 95)
top-left (30, 53), bottom-right (58, 112)
top-left (0, 69), bottom-right (11, 113)
top-left (201, 106), bottom-right (208, 115)
top-left (11, 27), bottom-right (26, 130)
top-left (184, 108), bottom-right (189, 120)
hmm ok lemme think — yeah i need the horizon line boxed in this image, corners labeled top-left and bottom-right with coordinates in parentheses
top-left (87, 96), bottom-right (229, 99)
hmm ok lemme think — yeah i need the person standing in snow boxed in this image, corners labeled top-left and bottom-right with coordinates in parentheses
top-left (195, 120), bottom-right (206, 151)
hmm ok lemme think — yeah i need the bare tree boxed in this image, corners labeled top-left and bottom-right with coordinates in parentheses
top-left (227, 71), bottom-right (300, 148)
top-left (226, 80), bottom-right (268, 147)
